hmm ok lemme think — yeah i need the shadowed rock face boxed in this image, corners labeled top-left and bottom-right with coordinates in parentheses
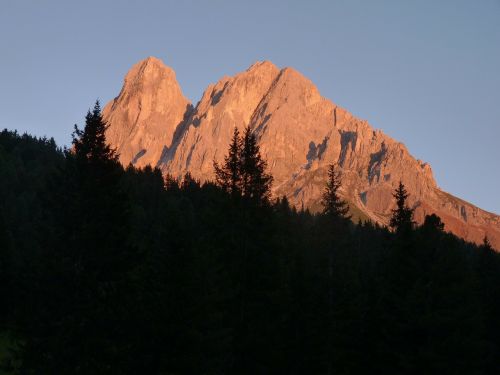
top-left (105, 57), bottom-right (500, 249)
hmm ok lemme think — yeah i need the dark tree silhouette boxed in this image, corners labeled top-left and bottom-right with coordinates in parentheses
top-left (319, 164), bottom-right (351, 375)
top-left (389, 181), bottom-right (414, 233)
top-left (215, 126), bottom-right (273, 205)
top-left (214, 127), bottom-right (243, 198)
top-left (72, 100), bottom-right (117, 163)
top-left (482, 236), bottom-right (493, 251)
top-left (13, 102), bottom-right (139, 374)
top-left (321, 164), bottom-right (350, 221)
top-left (240, 127), bottom-right (273, 204)
top-left (422, 213), bottom-right (445, 232)
top-left (1, 125), bottom-right (499, 375)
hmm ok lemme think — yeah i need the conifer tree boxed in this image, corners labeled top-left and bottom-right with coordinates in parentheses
top-left (240, 127), bottom-right (273, 204)
top-left (214, 126), bottom-right (273, 205)
top-left (181, 172), bottom-right (200, 192)
top-left (72, 100), bottom-right (117, 164)
top-left (17, 101), bottom-right (138, 373)
top-left (321, 164), bottom-right (350, 220)
top-left (214, 127), bottom-right (243, 198)
top-left (389, 181), bottom-right (414, 233)
top-left (319, 165), bottom-right (351, 374)
top-left (164, 173), bottom-right (180, 192)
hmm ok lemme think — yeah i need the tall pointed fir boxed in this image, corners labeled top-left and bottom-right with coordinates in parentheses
top-left (18, 101), bottom-right (140, 374)
top-left (214, 127), bottom-right (243, 198)
top-left (72, 100), bottom-right (118, 164)
top-left (240, 126), bottom-right (273, 205)
top-left (214, 126), bottom-right (273, 205)
top-left (319, 167), bottom-right (351, 373)
top-left (389, 181), bottom-right (414, 233)
top-left (321, 164), bottom-right (351, 221)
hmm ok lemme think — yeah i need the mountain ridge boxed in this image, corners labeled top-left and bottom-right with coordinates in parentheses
top-left (103, 57), bottom-right (500, 249)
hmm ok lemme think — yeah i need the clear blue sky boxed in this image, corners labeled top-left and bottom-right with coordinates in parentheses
top-left (1, 0), bottom-right (499, 214)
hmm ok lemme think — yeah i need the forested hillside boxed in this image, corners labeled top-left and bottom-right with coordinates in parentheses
top-left (0, 103), bottom-right (499, 374)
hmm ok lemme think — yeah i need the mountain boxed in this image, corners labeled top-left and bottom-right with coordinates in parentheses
top-left (103, 57), bottom-right (500, 249)
top-left (104, 57), bottom-right (192, 168)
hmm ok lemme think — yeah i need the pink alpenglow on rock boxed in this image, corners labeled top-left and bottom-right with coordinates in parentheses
top-left (104, 57), bottom-right (500, 249)
top-left (103, 57), bottom-right (192, 168)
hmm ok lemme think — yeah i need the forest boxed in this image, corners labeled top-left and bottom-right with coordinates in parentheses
top-left (0, 102), bottom-right (499, 374)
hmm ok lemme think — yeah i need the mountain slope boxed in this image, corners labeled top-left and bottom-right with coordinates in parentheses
top-left (104, 57), bottom-right (500, 249)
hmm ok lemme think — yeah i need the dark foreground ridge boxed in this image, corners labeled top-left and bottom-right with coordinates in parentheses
top-left (0, 103), bottom-right (499, 374)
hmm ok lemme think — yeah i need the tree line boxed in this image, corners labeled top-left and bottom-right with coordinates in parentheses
top-left (0, 102), bottom-right (499, 374)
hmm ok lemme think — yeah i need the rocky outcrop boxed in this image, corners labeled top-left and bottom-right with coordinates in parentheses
top-left (103, 56), bottom-right (192, 168)
top-left (104, 57), bottom-right (500, 249)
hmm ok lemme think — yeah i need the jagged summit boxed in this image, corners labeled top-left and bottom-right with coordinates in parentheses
top-left (121, 57), bottom-right (177, 90)
top-left (104, 57), bottom-right (500, 248)
top-left (246, 60), bottom-right (279, 74)
top-left (142, 55), bottom-right (164, 65)
top-left (103, 57), bottom-right (191, 168)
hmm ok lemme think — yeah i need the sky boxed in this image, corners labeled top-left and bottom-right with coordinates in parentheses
top-left (0, 0), bottom-right (499, 214)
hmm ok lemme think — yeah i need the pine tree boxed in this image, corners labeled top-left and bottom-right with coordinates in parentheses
top-left (240, 127), bottom-right (273, 204)
top-left (214, 127), bottom-right (243, 198)
top-left (72, 100), bottom-right (117, 164)
top-left (321, 164), bottom-right (350, 220)
top-left (389, 181), bottom-right (414, 233)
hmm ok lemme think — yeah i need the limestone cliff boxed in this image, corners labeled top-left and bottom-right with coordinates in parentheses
top-left (103, 56), bottom-right (191, 168)
top-left (105, 57), bottom-right (500, 249)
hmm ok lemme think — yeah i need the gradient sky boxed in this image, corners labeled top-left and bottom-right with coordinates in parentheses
top-left (1, 0), bottom-right (499, 214)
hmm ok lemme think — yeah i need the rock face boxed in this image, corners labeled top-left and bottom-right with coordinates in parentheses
top-left (104, 57), bottom-right (500, 249)
top-left (103, 57), bottom-right (192, 168)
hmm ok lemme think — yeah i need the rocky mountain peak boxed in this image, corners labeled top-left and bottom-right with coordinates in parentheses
top-left (117, 57), bottom-right (180, 101)
top-left (126, 56), bottom-right (172, 79)
top-left (246, 60), bottom-right (279, 74)
top-left (103, 57), bottom-right (191, 168)
top-left (103, 57), bottom-right (500, 249)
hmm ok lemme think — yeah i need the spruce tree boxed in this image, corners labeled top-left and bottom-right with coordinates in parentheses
top-left (214, 127), bottom-right (243, 198)
top-left (319, 164), bottom-right (351, 374)
top-left (72, 100), bottom-right (117, 164)
top-left (18, 101), bottom-right (138, 374)
top-left (214, 126), bottom-right (273, 205)
top-left (240, 126), bottom-right (273, 204)
top-left (389, 181), bottom-right (414, 233)
top-left (321, 164), bottom-right (350, 221)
